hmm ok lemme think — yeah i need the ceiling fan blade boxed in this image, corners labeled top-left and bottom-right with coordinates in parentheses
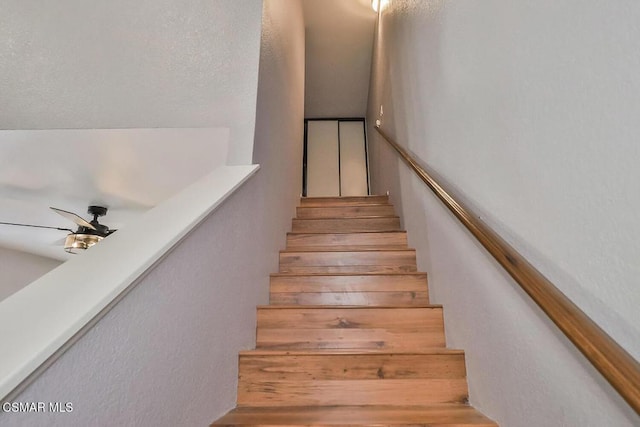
top-left (50, 207), bottom-right (97, 231)
top-left (0, 221), bottom-right (74, 233)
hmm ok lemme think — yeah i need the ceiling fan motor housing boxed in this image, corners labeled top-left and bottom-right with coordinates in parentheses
top-left (88, 205), bottom-right (108, 217)
top-left (87, 206), bottom-right (110, 235)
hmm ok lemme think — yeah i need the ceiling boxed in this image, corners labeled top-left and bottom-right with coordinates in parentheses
top-left (302, 0), bottom-right (377, 118)
top-left (0, 2), bottom-right (379, 262)
top-left (0, 128), bottom-right (228, 261)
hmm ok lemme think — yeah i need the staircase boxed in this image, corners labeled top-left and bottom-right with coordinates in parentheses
top-left (211, 195), bottom-right (497, 426)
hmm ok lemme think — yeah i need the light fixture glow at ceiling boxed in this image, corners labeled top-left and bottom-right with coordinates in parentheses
top-left (64, 233), bottom-right (104, 254)
top-left (372, 0), bottom-right (389, 13)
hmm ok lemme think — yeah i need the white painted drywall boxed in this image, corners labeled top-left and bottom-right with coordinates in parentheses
top-left (0, 248), bottom-right (61, 302)
top-left (302, 0), bottom-right (376, 117)
top-left (0, 164), bottom-right (259, 402)
top-left (0, 0), bottom-right (305, 424)
top-left (367, 1), bottom-right (640, 425)
top-left (0, 0), bottom-right (262, 165)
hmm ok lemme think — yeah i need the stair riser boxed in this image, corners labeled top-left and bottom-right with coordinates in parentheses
top-left (238, 353), bottom-right (467, 406)
top-left (279, 250), bottom-right (418, 273)
top-left (256, 329), bottom-right (444, 350)
top-left (270, 273), bottom-right (429, 305)
top-left (286, 232), bottom-right (408, 248)
top-left (280, 265), bottom-right (418, 274)
top-left (256, 307), bottom-right (441, 329)
top-left (238, 378), bottom-right (468, 407)
top-left (256, 307), bottom-right (445, 350)
top-left (292, 217), bottom-right (401, 233)
top-left (270, 291), bottom-right (429, 306)
top-left (296, 205), bottom-right (396, 218)
top-left (270, 273), bottom-right (428, 292)
top-left (300, 196), bottom-right (389, 207)
top-left (280, 251), bottom-right (416, 268)
top-left (239, 353), bottom-right (467, 381)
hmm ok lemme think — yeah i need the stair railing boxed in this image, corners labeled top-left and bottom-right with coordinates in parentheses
top-left (374, 125), bottom-right (640, 415)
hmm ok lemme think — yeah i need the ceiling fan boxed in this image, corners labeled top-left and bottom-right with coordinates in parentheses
top-left (0, 205), bottom-right (116, 254)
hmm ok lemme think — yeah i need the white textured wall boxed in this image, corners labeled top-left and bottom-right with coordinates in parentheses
top-left (302, 0), bottom-right (376, 117)
top-left (0, 0), bottom-right (305, 424)
top-left (367, 1), bottom-right (640, 425)
top-left (0, 248), bottom-right (61, 302)
top-left (0, 0), bottom-right (262, 164)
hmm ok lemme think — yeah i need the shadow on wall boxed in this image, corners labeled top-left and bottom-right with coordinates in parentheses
top-left (0, 247), bottom-right (62, 302)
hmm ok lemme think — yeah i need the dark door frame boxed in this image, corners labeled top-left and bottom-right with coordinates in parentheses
top-left (302, 117), bottom-right (370, 197)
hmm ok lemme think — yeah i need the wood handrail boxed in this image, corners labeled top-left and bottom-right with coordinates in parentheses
top-left (374, 125), bottom-right (640, 415)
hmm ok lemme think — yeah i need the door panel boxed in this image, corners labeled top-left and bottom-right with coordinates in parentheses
top-left (339, 121), bottom-right (368, 196)
top-left (305, 119), bottom-right (368, 197)
top-left (306, 120), bottom-right (340, 197)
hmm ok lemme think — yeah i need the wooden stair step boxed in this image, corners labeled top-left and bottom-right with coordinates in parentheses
top-left (211, 404), bottom-right (497, 426)
top-left (292, 217), bottom-right (401, 233)
top-left (280, 248), bottom-right (416, 267)
top-left (238, 349), bottom-right (468, 406)
top-left (279, 250), bottom-right (417, 275)
top-left (239, 348), bottom-right (463, 355)
top-left (300, 195), bottom-right (389, 207)
top-left (256, 306), bottom-right (445, 350)
top-left (282, 245), bottom-right (410, 252)
top-left (296, 204), bottom-right (396, 218)
top-left (287, 231), bottom-right (408, 249)
top-left (239, 349), bottom-right (467, 380)
top-left (270, 272), bottom-right (429, 306)
top-left (270, 290), bottom-right (429, 306)
top-left (210, 196), bottom-right (498, 427)
top-left (238, 379), bottom-right (468, 407)
top-left (270, 272), bottom-right (428, 291)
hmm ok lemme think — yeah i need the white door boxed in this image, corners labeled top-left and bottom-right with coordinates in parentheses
top-left (339, 121), bottom-right (368, 196)
top-left (306, 120), bottom-right (340, 196)
top-left (305, 119), bottom-right (368, 197)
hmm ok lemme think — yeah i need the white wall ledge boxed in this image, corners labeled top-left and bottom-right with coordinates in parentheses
top-left (0, 164), bottom-right (259, 400)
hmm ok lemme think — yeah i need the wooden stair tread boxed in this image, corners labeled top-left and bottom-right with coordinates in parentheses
top-left (288, 230), bottom-right (405, 235)
top-left (301, 196), bottom-right (388, 200)
top-left (295, 215), bottom-right (399, 219)
top-left (212, 404), bottom-right (497, 426)
top-left (240, 348), bottom-right (464, 356)
top-left (281, 245), bottom-right (410, 252)
top-left (281, 247), bottom-right (414, 253)
top-left (292, 217), bottom-right (402, 233)
top-left (210, 196), bottom-right (497, 426)
top-left (279, 250), bottom-right (416, 262)
top-left (289, 230), bottom-right (404, 236)
top-left (300, 195), bottom-right (390, 206)
top-left (257, 304), bottom-right (442, 309)
top-left (287, 231), bottom-right (406, 235)
top-left (271, 272), bottom-right (427, 277)
top-left (296, 205), bottom-right (396, 219)
top-left (301, 195), bottom-right (388, 200)
top-left (297, 203), bottom-right (393, 206)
